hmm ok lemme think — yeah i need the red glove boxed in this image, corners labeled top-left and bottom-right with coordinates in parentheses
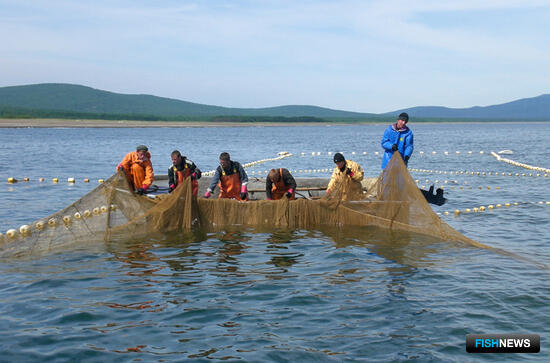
top-left (204, 190), bottom-right (212, 198)
top-left (169, 184), bottom-right (176, 192)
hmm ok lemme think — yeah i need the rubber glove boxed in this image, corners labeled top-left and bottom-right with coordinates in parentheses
top-left (136, 184), bottom-right (148, 195)
top-left (285, 189), bottom-right (293, 198)
top-left (392, 144), bottom-right (398, 151)
top-left (240, 185), bottom-right (247, 200)
top-left (204, 190), bottom-right (212, 198)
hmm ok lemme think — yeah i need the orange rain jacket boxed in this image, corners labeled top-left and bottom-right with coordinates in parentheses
top-left (117, 151), bottom-right (154, 190)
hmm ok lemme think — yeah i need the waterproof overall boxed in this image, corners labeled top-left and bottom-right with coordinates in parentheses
top-left (271, 168), bottom-right (295, 200)
top-left (173, 165), bottom-right (199, 196)
top-left (219, 167), bottom-right (248, 201)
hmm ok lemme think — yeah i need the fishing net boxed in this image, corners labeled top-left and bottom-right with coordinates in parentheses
top-left (1, 153), bottom-right (485, 258)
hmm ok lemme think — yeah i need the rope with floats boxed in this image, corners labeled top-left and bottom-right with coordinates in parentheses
top-left (5, 152), bottom-right (294, 184)
top-left (7, 177), bottom-right (97, 184)
top-left (1, 204), bottom-right (117, 244)
top-left (439, 200), bottom-right (550, 217)
top-left (170, 151), bottom-right (294, 177)
top-left (12, 150), bottom-right (547, 183)
top-left (409, 168), bottom-right (549, 178)
top-left (490, 152), bottom-right (550, 173)
top-left (295, 150), bottom-right (489, 157)
top-left (7, 169), bottom-right (548, 187)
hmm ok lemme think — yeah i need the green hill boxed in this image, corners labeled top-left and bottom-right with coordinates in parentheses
top-left (0, 83), bottom-right (374, 119)
top-left (3, 83), bottom-right (549, 121)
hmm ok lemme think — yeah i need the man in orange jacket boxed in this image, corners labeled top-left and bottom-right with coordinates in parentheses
top-left (117, 145), bottom-right (154, 195)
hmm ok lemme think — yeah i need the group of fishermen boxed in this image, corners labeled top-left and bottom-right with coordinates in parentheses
top-left (116, 113), bottom-right (414, 201)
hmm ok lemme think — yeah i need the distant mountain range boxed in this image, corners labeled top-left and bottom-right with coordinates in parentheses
top-left (387, 94), bottom-right (550, 119)
top-left (0, 83), bottom-right (549, 120)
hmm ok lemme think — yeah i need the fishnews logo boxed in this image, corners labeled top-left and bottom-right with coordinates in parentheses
top-left (466, 334), bottom-right (540, 353)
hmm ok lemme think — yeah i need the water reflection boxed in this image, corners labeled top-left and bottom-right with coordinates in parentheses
top-left (102, 224), bottom-right (456, 312)
top-left (111, 240), bottom-right (160, 273)
top-left (105, 225), bottom-right (451, 287)
top-left (322, 225), bottom-right (446, 269)
top-left (266, 230), bottom-right (303, 271)
top-left (266, 230), bottom-right (296, 247)
top-left (107, 230), bottom-right (207, 271)
top-left (215, 230), bottom-right (250, 274)
top-left (319, 225), bottom-right (450, 299)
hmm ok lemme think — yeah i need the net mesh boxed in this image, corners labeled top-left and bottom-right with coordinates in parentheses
top-left (1, 154), bottom-right (487, 258)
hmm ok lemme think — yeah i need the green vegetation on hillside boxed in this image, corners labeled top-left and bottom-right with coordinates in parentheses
top-left (2, 83), bottom-right (548, 122)
top-left (0, 106), bottom-right (208, 122)
top-left (0, 106), bottom-right (367, 123)
top-left (2, 106), bottom-right (538, 124)
top-left (0, 83), bottom-right (374, 119)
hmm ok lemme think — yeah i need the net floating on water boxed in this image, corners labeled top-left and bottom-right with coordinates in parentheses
top-left (1, 154), bottom-right (482, 258)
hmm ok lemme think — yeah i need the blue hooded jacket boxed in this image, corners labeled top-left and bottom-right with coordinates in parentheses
top-left (381, 124), bottom-right (414, 169)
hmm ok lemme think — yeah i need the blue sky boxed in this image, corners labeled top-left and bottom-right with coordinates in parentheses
top-left (1, 0), bottom-right (549, 113)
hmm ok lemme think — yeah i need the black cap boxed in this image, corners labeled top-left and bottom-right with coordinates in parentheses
top-left (136, 145), bottom-right (148, 152)
top-left (333, 152), bottom-right (345, 163)
top-left (398, 112), bottom-right (409, 122)
top-left (219, 152), bottom-right (230, 161)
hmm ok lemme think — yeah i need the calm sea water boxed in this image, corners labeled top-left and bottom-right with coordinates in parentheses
top-left (1, 123), bottom-right (549, 362)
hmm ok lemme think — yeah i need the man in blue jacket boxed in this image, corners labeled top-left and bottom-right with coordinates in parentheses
top-left (381, 112), bottom-right (414, 169)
